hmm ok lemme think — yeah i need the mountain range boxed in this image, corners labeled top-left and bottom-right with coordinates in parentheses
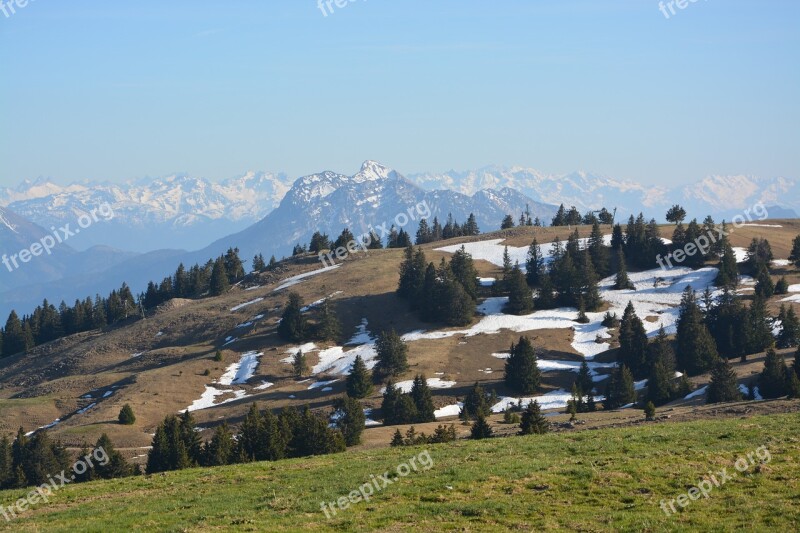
top-left (0, 161), bottom-right (796, 318)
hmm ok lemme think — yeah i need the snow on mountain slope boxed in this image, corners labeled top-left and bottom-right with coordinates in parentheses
top-left (410, 166), bottom-right (797, 220)
top-left (0, 172), bottom-right (293, 251)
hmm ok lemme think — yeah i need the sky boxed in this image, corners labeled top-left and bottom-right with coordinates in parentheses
top-left (0, 0), bottom-right (798, 188)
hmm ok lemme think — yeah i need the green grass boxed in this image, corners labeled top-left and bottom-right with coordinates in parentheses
top-left (2, 413), bottom-right (800, 532)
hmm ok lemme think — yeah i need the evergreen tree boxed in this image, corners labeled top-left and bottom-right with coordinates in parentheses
top-left (464, 213), bottom-right (480, 236)
top-left (501, 215), bottom-right (515, 230)
top-left (758, 348), bottom-right (789, 399)
top-left (415, 219), bottom-right (432, 245)
top-left (610, 224), bottom-right (624, 250)
top-left (461, 382), bottom-right (492, 420)
top-left (754, 264), bottom-right (775, 298)
top-left (746, 293), bottom-right (774, 355)
top-left (666, 205), bottom-right (686, 225)
top-left (618, 302), bottom-right (649, 377)
top-left (203, 422), bottom-right (236, 466)
top-left (410, 375), bottom-right (436, 422)
top-left (209, 256), bottom-right (230, 296)
top-left (588, 221), bottom-right (610, 277)
top-left (449, 246), bottom-right (479, 301)
top-left (644, 401), bottom-right (656, 421)
top-left (676, 287), bottom-right (720, 375)
top-left (519, 400), bottom-right (549, 435)
top-left (613, 248), bottom-right (635, 290)
top-left (789, 235), bottom-right (800, 267)
top-left (292, 350), bottom-right (308, 379)
top-left (93, 434), bottom-right (132, 479)
top-left (346, 355), bottom-right (373, 399)
top-left (332, 396), bottom-right (366, 446)
top-left (277, 292), bottom-right (307, 343)
top-left (374, 330), bottom-right (409, 381)
top-left (309, 231), bottom-right (331, 253)
top-left (238, 403), bottom-right (264, 462)
top-left (603, 365), bottom-right (636, 410)
top-left (390, 429), bottom-right (405, 447)
top-left (118, 404), bottom-right (136, 425)
top-left (252, 253), bottom-right (266, 272)
top-left (778, 305), bottom-right (800, 348)
top-left (535, 274), bottom-right (556, 309)
top-left (775, 277), bottom-right (790, 295)
top-left (2, 311), bottom-right (26, 357)
top-left (506, 263), bottom-right (534, 315)
top-left (470, 415), bottom-right (493, 439)
top-left (526, 238), bottom-right (544, 286)
top-left (316, 299), bottom-right (341, 342)
top-left (397, 246), bottom-right (426, 304)
top-left (715, 238), bottom-right (740, 288)
top-left (504, 336), bottom-right (541, 394)
top-left (706, 358), bottom-right (742, 404)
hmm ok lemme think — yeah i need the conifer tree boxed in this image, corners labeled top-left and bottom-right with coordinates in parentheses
top-left (715, 238), bottom-right (739, 288)
top-left (777, 305), bottom-right (800, 348)
top-left (501, 215), bottom-right (515, 230)
top-left (746, 293), bottom-right (774, 355)
top-left (706, 358), bottom-right (742, 404)
top-left (504, 336), bottom-right (541, 394)
top-left (603, 365), bottom-right (636, 410)
top-left (2, 311), bottom-right (26, 357)
top-left (118, 404), bottom-right (136, 425)
top-left (277, 292), bottom-right (307, 343)
top-left (397, 246), bottom-right (426, 305)
top-left (618, 302), bottom-right (649, 377)
top-left (203, 422), bottom-right (236, 466)
top-left (470, 415), bottom-right (493, 439)
top-left (758, 348), bottom-right (789, 399)
top-left (519, 400), bottom-right (549, 435)
top-left (238, 403), bottom-right (263, 462)
top-left (588, 221), bottom-right (610, 277)
top-left (676, 287), bottom-right (720, 375)
top-left (613, 248), bottom-right (635, 290)
top-left (644, 401), bottom-right (656, 421)
top-left (775, 277), bottom-right (789, 295)
top-left (755, 264), bottom-right (775, 298)
top-left (506, 263), bottom-right (534, 315)
top-left (209, 256), bottom-right (230, 296)
top-left (93, 434), bottom-right (132, 479)
top-left (252, 253), bottom-right (266, 272)
top-left (535, 273), bottom-right (556, 309)
top-left (346, 355), bottom-right (373, 399)
top-left (374, 329), bottom-right (409, 381)
top-left (449, 246), bottom-right (479, 301)
top-left (410, 375), bottom-right (436, 422)
top-left (461, 382), bottom-right (492, 420)
top-left (576, 361), bottom-right (594, 397)
top-left (390, 429), bottom-right (405, 447)
top-left (526, 238), bottom-right (544, 286)
top-left (332, 396), bottom-right (366, 446)
top-left (292, 350), bottom-right (308, 379)
top-left (789, 235), bottom-right (800, 267)
top-left (316, 299), bottom-right (341, 342)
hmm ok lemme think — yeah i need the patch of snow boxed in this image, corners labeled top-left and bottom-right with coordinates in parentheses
top-left (732, 247), bottom-right (749, 263)
top-left (255, 381), bottom-right (274, 391)
top-left (479, 277), bottom-right (496, 287)
top-left (102, 390), bottom-right (114, 398)
top-left (781, 294), bottom-right (800, 303)
top-left (684, 386), bottom-right (708, 400)
top-left (245, 285), bottom-right (262, 291)
top-left (300, 291), bottom-right (343, 312)
top-left (772, 259), bottom-right (791, 267)
top-left (219, 351), bottom-right (262, 385)
top-left (77, 403), bottom-right (97, 414)
top-left (273, 265), bottom-right (342, 292)
top-left (742, 224), bottom-right (783, 228)
top-left (364, 409), bottom-right (381, 426)
top-left (155, 331), bottom-right (164, 337)
top-left (309, 379), bottom-right (339, 390)
top-left (434, 403), bottom-right (463, 418)
top-left (492, 389), bottom-right (600, 412)
top-left (230, 298), bottom-right (264, 312)
top-left (381, 378), bottom-right (457, 394)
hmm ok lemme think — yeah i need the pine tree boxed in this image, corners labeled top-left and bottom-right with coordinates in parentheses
top-left (238, 403), bottom-right (263, 462)
top-left (397, 246), bottom-right (426, 304)
top-left (209, 256), bottom-right (230, 296)
top-left (706, 358), bottom-right (742, 404)
top-left (618, 302), bottom-right (649, 377)
top-left (576, 361), bottom-right (594, 397)
top-left (526, 238), bottom-right (544, 286)
top-left (252, 253), bottom-right (266, 272)
top-left (715, 238), bottom-right (740, 288)
top-left (746, 293), bottom-right (774, 355)
top-left (410, 375), bottom-right (436, 422)
top-left (292, 350), bottom-right (308, 379)
top-left (277, 292), bottom-right (307, 343)
top-left (93, 434), bottom-right (132, 479)
top-left (506, 263), bottom-right (534, 315)
top-left (613, 248), bottom-right (635, 290)
top-left (777, 305), bottom-right (800, 348)
top-left (2, 311), bottom-right (26, 357)
top-left (374, 330), bottom-right (409, 381)
top-left (449, 246), bottom-right (479, 301)
top-left (755, 264), bottom-right (775, 298)
top-left (504, 336), bottom-right (541, 394)
top-left (676, 287), bottom-right (720, 375)
top-left (316, 299), bottom-right (341, 342)
top-left (390, 429), bottom-right (404, 447)
top-left (346, 355), bottom-right (373, 399)
top-left (204, 422), bottom-right (235, 466)
top-left (470, 415), bottom-right (493, 439)
top-left (519, 400), bottom-right (549, 435)
top-left (535, 274), bottom-right (556, 309)
top-left (789, 235), bottom-right (800, 267)
top-left (501, 215), bottom-right (515, 230)
top-left (461, 382), bottom-right (491, 420)
top-left (603, 365), bottom-right (636, 410)
top-left (758, 348), bottom-right (789, 399)
top-left (118, 404), bottom-right (136, 425)
top-left (775, 277), bottom-right (789, 295)
top-left (588, 221), bottom-right (610, 277)
top-left (332, 396), bottom-right (366, 446)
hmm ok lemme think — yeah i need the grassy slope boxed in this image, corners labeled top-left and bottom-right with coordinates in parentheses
top-left (2, 412), bottom-right (799, 532)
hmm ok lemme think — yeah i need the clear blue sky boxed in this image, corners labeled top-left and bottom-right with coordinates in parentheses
top-left (1, 0), bottom-right (798, 187)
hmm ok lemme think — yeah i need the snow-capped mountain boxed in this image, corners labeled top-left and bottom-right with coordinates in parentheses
top-left (0, 172), bottom-right (293, 252)
top-left (194, 161), bottom-right (557, 264)
top-left (410, 167), bottom-right (797, 220)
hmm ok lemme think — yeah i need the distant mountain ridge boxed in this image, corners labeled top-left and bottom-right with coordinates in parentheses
top-left (0, 172), bottom-right (292, 252)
